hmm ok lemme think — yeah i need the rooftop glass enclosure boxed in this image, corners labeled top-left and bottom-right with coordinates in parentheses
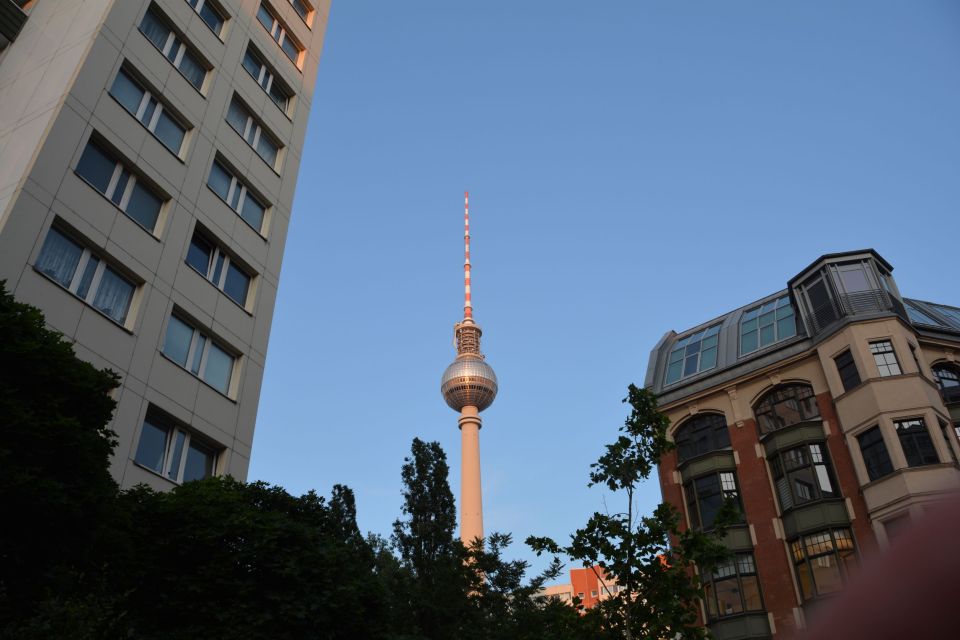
top-left (789, 251), bottom-right (908, 336)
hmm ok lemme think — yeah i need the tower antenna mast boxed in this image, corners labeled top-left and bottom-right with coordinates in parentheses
top-left (464, 191), bottom-right (472, 321)
top-left (441, 191), bottom-right (498, 546)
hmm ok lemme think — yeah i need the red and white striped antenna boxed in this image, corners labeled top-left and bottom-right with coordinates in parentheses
top-left (463, 191), bottom-right (473, 321)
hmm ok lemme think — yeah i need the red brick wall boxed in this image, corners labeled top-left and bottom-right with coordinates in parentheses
top-left (730, 417), bottom-right (801, 636)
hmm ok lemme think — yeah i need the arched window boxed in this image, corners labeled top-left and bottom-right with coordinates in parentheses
top-left (932, 363), bottom-right (960, 404)
top-left (754, 384), bottom-right (820, 436)
top-left (675, 413), bottom-right (730, 463)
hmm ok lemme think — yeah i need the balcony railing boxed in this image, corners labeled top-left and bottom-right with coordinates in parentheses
top-left (807, 289), bottom-right (908, 334)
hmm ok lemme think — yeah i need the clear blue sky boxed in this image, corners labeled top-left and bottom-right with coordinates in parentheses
top-left (249, 1), bottom-right (960, 572)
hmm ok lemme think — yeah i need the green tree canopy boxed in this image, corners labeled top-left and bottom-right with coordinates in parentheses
top-left (0, 280), bottom-right (121, 622)
top-left (118, 478), bottom-right (386, 640)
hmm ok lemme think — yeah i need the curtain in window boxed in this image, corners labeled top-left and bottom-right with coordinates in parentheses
top-left (140, 12), bottom-right (170, 50)
top-left (36, 229), bottom-right (83, 287)
top-left (93, 268), bottom-right (134, 323)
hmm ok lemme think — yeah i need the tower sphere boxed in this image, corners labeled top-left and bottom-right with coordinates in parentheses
top-left (441, 355), bottom-right (498, 412)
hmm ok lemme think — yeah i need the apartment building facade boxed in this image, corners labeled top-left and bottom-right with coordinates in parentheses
top-left (0, 0), bottom-right (329, 488)
top-left (539, 566), bottom-right (622, 610)
top-left (644, 250), bottom-right (960, 639)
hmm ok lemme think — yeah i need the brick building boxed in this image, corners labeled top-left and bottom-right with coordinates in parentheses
top-left (644, 250), bottom-right (960, 639)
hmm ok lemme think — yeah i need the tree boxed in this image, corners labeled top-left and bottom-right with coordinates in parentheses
top-left (0, 281), bottom-right (123, 632)
top-left (390, 438), bottom-right (466, 639)
top-left (528, 384), bottom-right (732, 640)
top-left (461, 533), bottom-right (592, 640)
top-left (117, 477), bottom-right (387, 640)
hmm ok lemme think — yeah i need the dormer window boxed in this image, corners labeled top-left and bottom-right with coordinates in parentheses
top-left (665, 324), bottom-right (720, 385)
top-left (739, 295), bottom-right (796, 355)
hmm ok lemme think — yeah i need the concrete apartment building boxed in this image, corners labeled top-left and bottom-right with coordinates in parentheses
top-left (644, 250), bottom-right (960, 640)
top-left (0, 0), bottom-right (329, 488)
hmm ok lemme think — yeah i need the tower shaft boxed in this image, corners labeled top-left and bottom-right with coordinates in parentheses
top-left (459, 406), bottom-right (483, 546)
top-left (441, 191), bottom-right (496, 548)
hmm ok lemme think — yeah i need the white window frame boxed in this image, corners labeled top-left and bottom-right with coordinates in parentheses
top-left (115, 69), bottom-right (187, 155)
top-left (211, 160), bottom-right (266, 218)
top-left (288, 0), bottom-right (313, 27)
top-left (188, 231), bottom-right (251, 305)
top-left (227, 98), bottom-right (282, 169)
top-left (37, 231), bottom-right (136, 326)
top-left (140, 415), bottom-right (218, 484)
top-left (164, 315), bottom-right (236, 395)
top-left (869, 339), bottom-right (902, 377)
top-left (258, 3), bottom-right (303, 66)
top-left (103, 161), bottom-right (140, 211)
top-left (243, 46), bottom-right (291, 112)
top-left (141, 9), bottom-right (208, 91)
top-left (186, 0), bottom-right (226, 37)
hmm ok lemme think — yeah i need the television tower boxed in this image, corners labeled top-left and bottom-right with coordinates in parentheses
top-left (440, 191), bottom-right (498, 546)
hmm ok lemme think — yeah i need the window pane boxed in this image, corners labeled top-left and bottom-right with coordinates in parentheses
top-left (242, 50), bottom-right (262, 80)
top-left (178, 50), bottom-right (206, 89)
top-left (256, 133), bottom-right (278, 166)
top-left (208, 161), bottom-right (232, 200)
top-left (759, 323), bottom-right (775, 347)
top-left (665, 361), bottom-right (682, 384)
top-left (896, 419), bottom-right (938, 467)
top-left (186, 233), bottom-right (213, 276)
top-left (223, 262), bottom-right (250, 306)
top-left (240, 193), bottom-right (265, 231)
top-left (741, 575), bottom-right (762, 611)
top-left (198, 3), bottom-right (223, 34)
top-left (795, 560), bottom-right (814, 600)
top-left (683, 354), bottom-right (698, 377)
top-left (92, 267), bottom-right (134, 323)
top-left (857, 427), bottom-right (893, 481)
top-left (280, 35), bottom-right (299, 62)
top-left (810, 554), bottom-right (843, 595)
top-left (153, 110), bottom-right (185, 153)
top-left (134, 418), bottom-right (169, 473)
top-left (126, 182), bottom-right (162, 231)
top-left (838, 265), bottom-right (870, 292)
top-left (163, 316), bottom-right (194, 366)
top-left (714, 577), bottom-right (743, 617)
top-left (777, 315), bottom-right (796, 339)
top-left (76, 143), bottom-right (116, 194)
top-left (741, 329), bottom-right (758, 354)
top-left (111, 70), bottom-right (145, 115)
top-left (268, 80), bottom-right (288, 109)
top-left (140, 11), bottom-right (170, 50)
top-left (166, 429), bottom-right (186, 480)
top-left (256, 4), bottom-right (273, 30)
top-left (700, 346), bottom-right (717, 371)
top-left (36, 229), bottom-right (83, 287)
top-left (204, 343), bottom-right (233, 394)
top-left (226, 99), bottom-right (249, 134)
top-left (183, 441), bottom-right (215, 482)
top-left (291, 0), bottom-right (309, 20)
